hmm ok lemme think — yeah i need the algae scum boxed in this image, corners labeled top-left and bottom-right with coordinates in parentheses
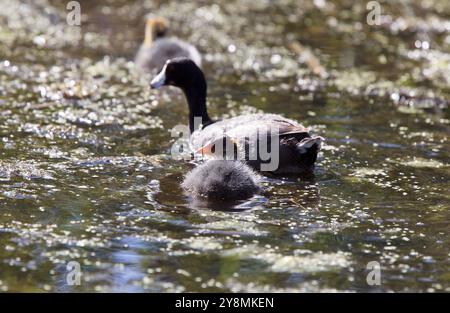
top-left (0, 0), bottom-right (449, 292)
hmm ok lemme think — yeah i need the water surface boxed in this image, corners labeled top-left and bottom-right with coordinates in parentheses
top-left (0, 0), bottom-right (449, 292)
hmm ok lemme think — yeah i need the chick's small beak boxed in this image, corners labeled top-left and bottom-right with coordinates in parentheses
top-left (196, 143), bottom-right (212, 156)
top-left (150, 64), bottom-right (167, 89)
top-left (196, 136), bottom-right (237, 157)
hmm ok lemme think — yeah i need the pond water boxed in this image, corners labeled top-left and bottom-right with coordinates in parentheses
top-left (0, 0), bottom-right (449, 292)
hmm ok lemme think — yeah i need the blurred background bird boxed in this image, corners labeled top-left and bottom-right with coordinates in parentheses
top-left (135, 16), bottom-right (201, 72)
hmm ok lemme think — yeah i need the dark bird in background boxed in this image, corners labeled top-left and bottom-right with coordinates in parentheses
top-left (135, 17), bottom-right (201, 72)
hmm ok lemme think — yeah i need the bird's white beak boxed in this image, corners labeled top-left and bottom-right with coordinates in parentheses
top-left (150, 64), bottom-right (167, 89)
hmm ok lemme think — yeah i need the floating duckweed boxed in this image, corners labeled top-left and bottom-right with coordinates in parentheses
top-left (392, 157), bottom-right (446, 169)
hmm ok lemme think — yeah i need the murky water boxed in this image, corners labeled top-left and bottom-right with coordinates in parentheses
top-left (0, 0), bottom-right (449, 292)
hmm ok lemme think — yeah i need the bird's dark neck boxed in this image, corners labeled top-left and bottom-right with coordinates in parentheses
top-left (182, 77), bottom-right (212, 133)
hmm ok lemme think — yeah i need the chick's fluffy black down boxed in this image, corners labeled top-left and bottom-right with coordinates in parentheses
top-left (182, 160), bottom-right (260, 201)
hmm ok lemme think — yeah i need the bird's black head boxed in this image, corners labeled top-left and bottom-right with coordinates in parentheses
top-left (150, 57), bottom-right (210, 133)
top-left (150, 57), bottom-right (204, 91)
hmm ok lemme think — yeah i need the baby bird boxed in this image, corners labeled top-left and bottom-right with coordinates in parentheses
top-left (135, 17), bottom-right (201, 72)
top-left (182, 160), bottom-right (261, 202)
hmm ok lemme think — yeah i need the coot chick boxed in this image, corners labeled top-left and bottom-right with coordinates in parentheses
top-left (182, 160), bottom-right (261, 201)
top-left (135, 17), bottom-right (201, 72)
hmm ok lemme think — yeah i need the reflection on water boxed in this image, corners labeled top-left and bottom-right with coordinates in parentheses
top-left (0, 0), bottom-right (449, 292)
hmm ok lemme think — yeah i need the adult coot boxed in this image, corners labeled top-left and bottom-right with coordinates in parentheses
top-left (151, 58), bottom-right (323, 174)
